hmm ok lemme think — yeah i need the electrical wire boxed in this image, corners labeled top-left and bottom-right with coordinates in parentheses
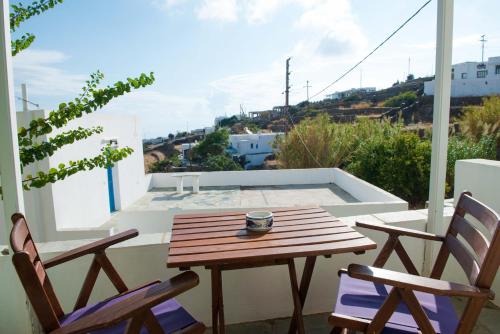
top-left (309, 0), bottom-right (432, 100)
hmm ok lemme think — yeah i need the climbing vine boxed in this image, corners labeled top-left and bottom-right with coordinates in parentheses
top-left (2, 0), bottom-right (156, 194)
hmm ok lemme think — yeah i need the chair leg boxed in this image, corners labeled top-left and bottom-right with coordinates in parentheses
top-left (125, 312), bottom-right (147, 334)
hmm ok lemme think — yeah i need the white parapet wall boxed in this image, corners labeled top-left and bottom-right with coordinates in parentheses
top-left (454, 159), bottom-right (500, 214)
top-left (14, 111), bottom-right (150, 242)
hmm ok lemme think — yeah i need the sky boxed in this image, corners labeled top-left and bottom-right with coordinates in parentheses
top-left (11, 0), bottom-right (500, 138)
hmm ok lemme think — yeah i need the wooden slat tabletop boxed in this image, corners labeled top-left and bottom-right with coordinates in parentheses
top-left (167, 206), bottom-right (376, 268)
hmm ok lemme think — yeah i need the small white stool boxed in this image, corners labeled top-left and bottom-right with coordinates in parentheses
top-left (170, 173), bottom-right (201, 193)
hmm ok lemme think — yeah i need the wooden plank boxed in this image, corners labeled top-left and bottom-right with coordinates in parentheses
top-left (173, 206), bottom-right (320, 220)
top-left (446, 234), bottom-right (481, 285)
top-left (172, 215), bottom-right (342, 235)
top-left (170, 221), bottom-right (349, 242)
top-left (169, 226), bottom-right (354, 248)
top-left (173, 211), bottom-right (331, 227)
top-left (459, 194), bottom-right (499, 235)
top-left (23, 239), bottom-right (39, 263)
top-left (173, 213), bottom-right (338, 230)
top-left (169, 232), bottom-right (362, 255)
top-left (452, 215), bottom-right (490, 264)
top-left (167, 237), bottom-right (376, 267)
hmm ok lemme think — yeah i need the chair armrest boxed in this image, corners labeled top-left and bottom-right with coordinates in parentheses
top-left (50, 271), bottom-right (199, 334)
top-left (44, 229), bottom-right (138, 269)
top-left (356, 221), bottom-right (445, 241)
top-left (347, 264), bottom-right (490, 298)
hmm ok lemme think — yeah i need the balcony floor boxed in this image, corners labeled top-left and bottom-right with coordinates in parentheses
top-left (129, 184), bottom-right (358, 211)
top-left (206, 298), bottom-right (499, 333)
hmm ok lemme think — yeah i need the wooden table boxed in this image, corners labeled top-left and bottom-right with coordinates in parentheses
top-left (167, 206), bottom-right (376, 334)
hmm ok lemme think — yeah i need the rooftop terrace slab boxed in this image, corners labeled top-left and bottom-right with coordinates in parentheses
top-left (128, 184), bottom-right (358, 211)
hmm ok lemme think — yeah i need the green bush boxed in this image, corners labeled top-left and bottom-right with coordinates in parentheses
top-left (204, 154), bottom-right (242, 171)
top-left (347, 131), bottom-right (432, 207)
top-left (193, 128), bottom-right (229, 161)
top-left (459, 96), bottom-right (500, 158)
top-left (383, 91), bottom-right (417, 107)
top-left (150, 155), bottom-right (181, 173)
top-left (446, 135), bottom-right (496, 196)
top-left (274, 115), bottom-right (397, 169)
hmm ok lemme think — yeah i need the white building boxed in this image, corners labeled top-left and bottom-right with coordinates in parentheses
top-left (326, 87), bottom-right (376, 100)
top-left (3, 109), bottom-right (148, 243)
top-left (424, 56), bottom-right (500, 97)
top-left (180, 142), bottom-right (198, 163)
top-left (228, 133), bottom-right (283, 169)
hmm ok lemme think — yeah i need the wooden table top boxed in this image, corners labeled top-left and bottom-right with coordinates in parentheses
top-left (167, 206), bottom-right (376, 268)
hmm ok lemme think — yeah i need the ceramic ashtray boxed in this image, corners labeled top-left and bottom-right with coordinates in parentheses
top-left (246, 211), bottom-right (273, 232)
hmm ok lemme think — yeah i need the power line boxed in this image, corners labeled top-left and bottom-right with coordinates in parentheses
top-left (16, 96), bottom-right (39, 108)
top-left (309, 0), bottom-right (432, 100)
top-left (284, 108), bottom-right (324, 168)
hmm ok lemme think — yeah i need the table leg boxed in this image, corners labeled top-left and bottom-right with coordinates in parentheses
top-left (288, 256), bottom-right (317, 334)
top-left (287, 259), bottom-right (305, 334)
top-left (176, 177), bottom-right (184, 193)
top-left (211, 267), bottom-right (225, 334)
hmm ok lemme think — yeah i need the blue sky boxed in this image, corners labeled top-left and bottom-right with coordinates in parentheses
top-left (11, 0), bottom-right (500, 138)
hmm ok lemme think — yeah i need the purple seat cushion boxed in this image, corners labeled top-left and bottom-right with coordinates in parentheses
top-left (60, 283), bottom-right (197, 334)
top-left (334, 274), bottom-right (459, 334)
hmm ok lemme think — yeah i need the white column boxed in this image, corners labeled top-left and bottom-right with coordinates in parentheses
top-left (176, 177), bottom-right (184, 193)
top-left (0, 1), bottom-right (24, 235)
top-left (192, 176), bottom-right (200, 193)
top-left (0, 2), bottom-right (31, 333)
top-left (424, 0), bottom-right (454, 275)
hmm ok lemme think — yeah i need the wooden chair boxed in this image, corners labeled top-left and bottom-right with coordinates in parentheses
top-left (10, 213), bottom-right (205, 334)
top-left (329, 192), bottom-right (500, 334)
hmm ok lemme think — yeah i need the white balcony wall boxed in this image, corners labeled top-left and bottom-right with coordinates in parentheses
top-left (453, 159), bottom-right (500, 213)
top-left (15, 111), bottom-right (148, 241)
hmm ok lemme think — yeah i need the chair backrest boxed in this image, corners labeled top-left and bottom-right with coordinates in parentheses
top-left (431, 191), bottom-right (500, 290)
top-left (10, 213), bottom-right (64, 332)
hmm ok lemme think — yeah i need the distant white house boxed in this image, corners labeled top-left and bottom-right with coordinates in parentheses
top-left (326, 87), bottom-right (376, 100)
top-left (180, 142), bottom-right (198, 163)
top-left (228, 133), bottom-right (283, 169)
top-left (424, 56), bottom-right (500, 97)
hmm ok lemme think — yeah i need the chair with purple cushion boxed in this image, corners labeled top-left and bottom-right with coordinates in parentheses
top-left (10, 213), bottom-right (205, 334)
top-left (329, 192), bottom-right (500, 334)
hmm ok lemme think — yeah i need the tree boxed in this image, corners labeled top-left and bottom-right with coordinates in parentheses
top-left (192, 129), bottom-right (229, 161)
top-left (8, 1), bottom-right (155, 192)
top-left (204, 155), bottom-right (242, 171)
top-left (168, 133), bottom-right (175, 141)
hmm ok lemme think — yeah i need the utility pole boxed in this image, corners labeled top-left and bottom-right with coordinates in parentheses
top-left (480, 34), bottom-right (487, 63)
top-left (303, 80), bottom-right (311, 102)
top-left (284, 57), bottom-right (291, 134)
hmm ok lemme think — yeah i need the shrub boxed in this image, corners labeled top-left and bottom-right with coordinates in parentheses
top-left (446, 135), bottom-right (496, 196)
top-left (459, 96), bottom-right (500, 156)
top-left (204, 154), bottom-right (242, 171)
top-left (383, 91), bottom-right (417, 107)
top-left (150, 155), bottom-right (181, 173)
top-left (193, 128), bottom-right (229, 161)
top-left (274, 115), bottom-right (398, 169)
top-left (347, 131), bottom-right (432, 207)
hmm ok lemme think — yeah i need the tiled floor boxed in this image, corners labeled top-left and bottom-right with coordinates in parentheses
top-left (205, 298), bottom-right (500, 333)
top-left (128, 184), bottom-right (358, 211)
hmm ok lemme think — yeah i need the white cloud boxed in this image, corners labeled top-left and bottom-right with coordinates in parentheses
top-left (102, 90), bottom-right (215, 137)
top-left (196, 0), bottom-right (238, 22)
top-left (152, 0), bottom-right (189, 11)
top-left (245, 0), bottom-right (284, 24)
top-left (13, 49), bottom-right (87, 99)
